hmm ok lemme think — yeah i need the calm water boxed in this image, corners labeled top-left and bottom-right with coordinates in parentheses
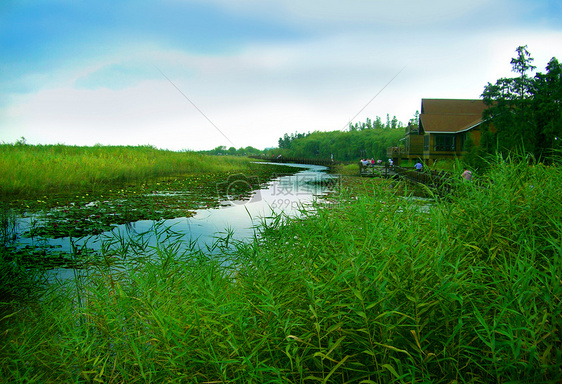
top-left (97, 163), bottom-right (335, 249)
top-left (16, 164), bottom-right (336, 278)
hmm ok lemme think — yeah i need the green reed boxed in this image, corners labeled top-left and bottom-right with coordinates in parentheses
top-left (0, 144), bottom-right (256, 195)
top-left (0, 208), bottom-right (40, 303)
top-left (0, 156), bottom-right (561, 383)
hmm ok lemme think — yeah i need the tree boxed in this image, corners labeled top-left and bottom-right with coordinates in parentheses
top-left (409, 111), bottom-right (420, 127)
top-left (532, 57), bottom-right (562, 159)
top-left (374, 116), bottom-right (384, 129)
top-left (278, 133), bottom-right (291, 149)
top-left (481, 45), bottom-right (561, 161)
top-left (391, 116), bottom-right (398, 129)
top-left (511, 45), bottom-right (536, 99)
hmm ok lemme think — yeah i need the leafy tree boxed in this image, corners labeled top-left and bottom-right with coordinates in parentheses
top-left (374, 116), bottom-right (384, 129)
top-left (391, 115), bottom-right (399, 129)
top-left (242, 146), bottom-right (262, 156)
top-left (532, 57), bottom-right (562, 159)
top-left (275, 118), bottom-right (404, 161)
top-left (278, 133), bottom-right (291, 149)
top-left (409, 111), bottom-right (420, 127)
top-left (481, 45), bottom-right (561, 161)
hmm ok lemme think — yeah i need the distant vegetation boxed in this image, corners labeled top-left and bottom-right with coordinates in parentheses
top-left (0, 143), bottom-right (257, 196)
top-left (276, 114), bottom-right (412, 162)
top-left (199, 145), bottom-right (265, 157)
top-left (200, 114), bottom-right (413, 162)
top-left (275, 127), bottom-right (405, 162)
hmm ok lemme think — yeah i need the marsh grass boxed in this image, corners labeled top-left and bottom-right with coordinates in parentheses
top-left (0, 208), bottom-right (41, 302)
top-left (1, 157), bottom-right (561, 383)
top-left (1, 144), bottom-right (294, 241)
top-left (0, 144), bottom-right (257, 196)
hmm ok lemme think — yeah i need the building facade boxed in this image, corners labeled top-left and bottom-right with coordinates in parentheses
top-left (394, 98), bottom-right (489, 165)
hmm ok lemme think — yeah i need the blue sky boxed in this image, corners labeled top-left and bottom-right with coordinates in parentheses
top-left (1, 0), bottom-right (561, 150)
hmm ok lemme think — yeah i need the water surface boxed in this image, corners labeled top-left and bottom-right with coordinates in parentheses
top-left (14, 163), bottom-right (336, 278)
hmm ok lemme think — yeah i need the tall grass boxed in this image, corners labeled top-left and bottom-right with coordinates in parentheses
top-left (0, 157), bottom-right (561, 382)
top-left (0, 208), bottom-right (41, 303)
top-left (0, 144), bottom-right (256, 195)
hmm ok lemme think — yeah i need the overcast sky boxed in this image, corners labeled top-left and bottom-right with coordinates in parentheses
top-left (1, 1), bottom-right (561, 151)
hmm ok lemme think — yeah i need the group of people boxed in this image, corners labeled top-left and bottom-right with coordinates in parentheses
top-left (360, 158), bottom-right (383, 167)
top-left (414, 160), bottom-right (473, 180)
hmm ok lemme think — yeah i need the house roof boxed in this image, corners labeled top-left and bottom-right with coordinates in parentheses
top-left (420, 99), bottom-right (488, 134)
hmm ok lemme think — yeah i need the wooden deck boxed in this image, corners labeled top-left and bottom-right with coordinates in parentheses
top-left (359, 164), bottom-right (396, 178)
top-left (360, 164), bottom-right (455, 195)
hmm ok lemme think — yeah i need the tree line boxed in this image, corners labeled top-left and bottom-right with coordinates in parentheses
top-left (275, 124), bottom-right (406, 162)
top-left (202, 114), bottom-right (412, 162)
top-left (274, 113), bottom-right (415, 162)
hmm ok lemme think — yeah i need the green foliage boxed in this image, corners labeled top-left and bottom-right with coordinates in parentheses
top-left (201, 145), bottom-right (265, 156)
top-left (1, 158), bottom-right (560, 382)
top-left (481, 45), bottom-right (562, 162)
top-left (277, 121), bottom-right (405, 161)
top-left (462, 133), bottom-right (489, 171)
top-left (0, 209), bottom-right (41, 302)
top-left (0, 144), bottom-right (257, 196)
top-left (348, 114), bottom-right (403, 131)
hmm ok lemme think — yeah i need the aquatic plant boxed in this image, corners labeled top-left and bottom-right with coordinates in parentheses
top-left (0, 208), bottom-right (43, 303)
top-left (0, 157), bottom-right (560, 382)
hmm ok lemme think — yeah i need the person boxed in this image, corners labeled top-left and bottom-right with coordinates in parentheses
top-left (370, 158), bottom-right (375, 167)
top-left (388, 158), bottom-right (394, 169)
top-left (462, 168), bottom-right (473, 181)
top-left (415, 161), bottom-right (423, 171)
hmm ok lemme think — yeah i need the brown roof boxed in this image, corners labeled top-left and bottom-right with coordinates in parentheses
top-left (420, 99), bottom-right (488, 133)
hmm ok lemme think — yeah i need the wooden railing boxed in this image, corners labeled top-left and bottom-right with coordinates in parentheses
top-left (393, 166), bottom-right (454, 195)
top-left (359, 163), bottom-right (456, 195)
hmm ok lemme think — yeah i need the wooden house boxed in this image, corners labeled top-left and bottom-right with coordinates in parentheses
top-left (397, 98), bottom-right (489, 165)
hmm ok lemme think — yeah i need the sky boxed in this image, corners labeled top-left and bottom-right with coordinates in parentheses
top-left (1, 0), bottom-right (561, 151)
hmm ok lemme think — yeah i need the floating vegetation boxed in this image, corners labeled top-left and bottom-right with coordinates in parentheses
top-left (7, 165), bottom-right (296, 239)
top-left (1, 162), bottom-right (300, 269)
top-left (3, 244), bottom-right (98, 269)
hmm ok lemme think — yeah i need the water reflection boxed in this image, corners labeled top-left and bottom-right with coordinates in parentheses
top-left (16, 164), bottom-right (336, 268)
top-left (183, 163), bottom-right (335, 246)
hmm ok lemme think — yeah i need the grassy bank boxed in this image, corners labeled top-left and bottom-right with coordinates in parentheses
top-left (1, 157), bottom-right (561, 382)
top-left (0, 144), bottom-right (257, 196)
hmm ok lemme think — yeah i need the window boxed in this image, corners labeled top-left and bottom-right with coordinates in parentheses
top-left (433, 134), bottom-right (455, 151)
top-left (460, 132), bottom-right (472, 150)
